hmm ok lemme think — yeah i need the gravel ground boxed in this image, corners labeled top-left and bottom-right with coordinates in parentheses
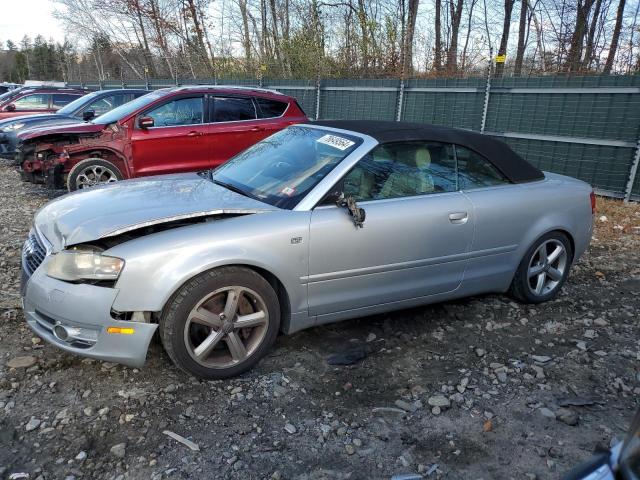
top-left (1, 159), bottom-right (639, 480)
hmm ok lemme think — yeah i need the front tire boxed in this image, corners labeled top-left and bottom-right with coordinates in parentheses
top-left (67, 158), bottom-right (123, 192)
top-left (160, 267), bottom-right (280, 379)
top-left (509, 231), bottom-right (573, 304)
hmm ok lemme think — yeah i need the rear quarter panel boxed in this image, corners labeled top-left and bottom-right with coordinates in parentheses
top-left (461, 172), bottom-right (593, 293)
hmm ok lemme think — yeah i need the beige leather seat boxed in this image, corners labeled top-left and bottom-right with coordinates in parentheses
top-left (379, 147), bottom-right (434, 198)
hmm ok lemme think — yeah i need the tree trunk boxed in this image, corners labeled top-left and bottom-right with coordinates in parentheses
top-left (401, 0), bottom-right (419, 77)
top-left (434, 0), bottom-right (442, 71)
top-left (514, 0), bottom-right (528, 75)
top-left (564, 0), bottom-right (595, 72)
top-left (581, 0), bottom-right (603, 70)
top-left (461, 0), bottom-right (478, 71)
top-left (356, 0), bottom-right (370, 72)
top-left (495, 0), bottom-right (516, 76)
top-left (446, 0), bottom-right (464, 73)
top-left (239, 0), bottom-right (253, 69)
top-left (603, 0), bottom-right (626, 73)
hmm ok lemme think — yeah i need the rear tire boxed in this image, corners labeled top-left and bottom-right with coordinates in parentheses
top-left (67, 158), bottom-right (123, 192)
top-left (509, 231), bottom-right (573, 304)
top-left (160, 267), bottom-right (280, 379)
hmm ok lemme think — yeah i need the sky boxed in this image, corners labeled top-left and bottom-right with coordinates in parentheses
top-left (0, 0), bottom-right (66, 46)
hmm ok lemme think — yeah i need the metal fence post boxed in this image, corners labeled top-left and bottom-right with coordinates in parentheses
top-left (480, 49), bottom-right (493, 133)
top-left (315, 78), bottom-right (321, 120)
top-left (396, 79), bottom-right (405, 122)
top-left (624, 139), bottom-right (640, 202)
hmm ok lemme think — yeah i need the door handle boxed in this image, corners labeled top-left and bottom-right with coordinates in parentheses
top-left (250, 126), bottom-right (265, 132)
top-left (449, 212), bottom-right (468, 224)
top-left (187, 131), bottom-right (203, 137)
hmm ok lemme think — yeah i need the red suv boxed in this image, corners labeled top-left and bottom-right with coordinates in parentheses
top-left (18, 86), bottom-right (308, 190)
top-left (0, 87), bottom-right (87, 120)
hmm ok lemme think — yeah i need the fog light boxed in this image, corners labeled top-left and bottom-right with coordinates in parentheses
top-left (53, 324), bottom-right (69, 340)
top-left (107, 327), bottom-right (135, 335)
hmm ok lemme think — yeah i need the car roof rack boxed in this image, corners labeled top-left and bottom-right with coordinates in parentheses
top-left (176, 85), bottom-right (285, 96)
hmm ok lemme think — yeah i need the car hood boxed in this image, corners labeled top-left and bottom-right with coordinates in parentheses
top-left (0, 113), bottom-right (66, 127)
top-left (34, 173), bottom-right (279, 252)
top-left (17, 121), bottom-right (104, 141)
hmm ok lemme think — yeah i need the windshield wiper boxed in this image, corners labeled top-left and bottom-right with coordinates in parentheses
top-left (212, 179), bottom-right (261, 202)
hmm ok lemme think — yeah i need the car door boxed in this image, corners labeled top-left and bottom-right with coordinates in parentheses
top-left (307, 141), bottom-right (475, 317)
top-left (454, 144), bottom-right (529, 283)
top-left (208, 96), bottom-right (271, 167)
top-left (130, 94), bottom-right (210, 176)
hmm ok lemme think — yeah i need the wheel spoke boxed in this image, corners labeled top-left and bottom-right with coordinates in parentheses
top-left (546, 266), bottom-right (563, 281)
top-left (223, 288), bottom-right (241, 319)
top-left (537, 244), bottom-right (548, 263)
top-left (225, 332), bottom-right (247, 362)
top-left (535, 273), bottom-right (546, 294)
top-left (547, 245), bottom-right (563, 264)
top-left (189, 307), bottom-right (222, 328)
top-left (528, 264), bottom-right (545, 278)
top-left (235, 310), bottom-right (267, 329)
top-left (193, 330), bottom-right (225, 359)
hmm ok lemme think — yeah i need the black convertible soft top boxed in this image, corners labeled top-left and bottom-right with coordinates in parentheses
top-left (312, 120), bottom-right (544, 184)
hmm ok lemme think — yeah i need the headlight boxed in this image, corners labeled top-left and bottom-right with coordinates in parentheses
top-left (3, 122), bottom-right (26, 131)
top-left (47, 250), bottom-right (124, 282)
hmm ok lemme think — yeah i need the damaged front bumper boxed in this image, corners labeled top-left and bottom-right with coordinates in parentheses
top-left (22, 256), bottom-right (158, 368)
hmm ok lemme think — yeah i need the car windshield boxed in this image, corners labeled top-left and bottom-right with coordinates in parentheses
top-left (92, 90), bottom-right (163, 125)
top-left (211, 126), bottom-right (362, 209)
top-left (56, 91), bottom-right (101, 115)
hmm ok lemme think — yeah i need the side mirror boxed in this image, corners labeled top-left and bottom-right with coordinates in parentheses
top-left (138, 116), bottom-right (154, 129)
top-left (82, 110), bottom-right (95, 121)
top-left (340, 195), bottom-right (366, 228)
top-left (5, 104), bottom-right (16, 112)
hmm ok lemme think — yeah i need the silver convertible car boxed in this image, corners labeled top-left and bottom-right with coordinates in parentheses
top-left (21, 121), bottom-right (595, 378)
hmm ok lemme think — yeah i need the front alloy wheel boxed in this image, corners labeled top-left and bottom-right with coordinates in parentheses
top-left (184, 286), bottom-right (269, 368)
top-left (160, 267), bottom-right (280, 379)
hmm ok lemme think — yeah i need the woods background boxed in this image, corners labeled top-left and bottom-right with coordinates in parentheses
top-left (0, 0), bottom-right (639, 82)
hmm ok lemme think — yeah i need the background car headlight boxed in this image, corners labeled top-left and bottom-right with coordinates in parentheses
top-left (46, 251), bottom-right (124, 282)
top-left (3, 122), bottom-right (26, 131)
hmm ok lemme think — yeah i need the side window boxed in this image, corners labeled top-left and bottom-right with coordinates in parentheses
top-left (84, 95), bottom-right (117, 116)
top-left (13, 94), bottom-right (50, 110)
top-left (213, 97), bottom-right (256, 122)
top-left (455, 145), bottom-right (509, 190)
top-left (342, 142), bottom-right (457, 201)
top-left (144, 96), bottom-right (204, 127)
top-left (256, 98), bottom-right (288, 118)
top-left (52, 94), bottom-right (80, 108)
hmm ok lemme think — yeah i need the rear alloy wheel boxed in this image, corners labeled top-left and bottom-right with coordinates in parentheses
top-left (67, 158), bottom-right (123, 192)
top-left (509, 232), bottom-right (573, 304)
top-left (160, 267), bottom-right (280, 379)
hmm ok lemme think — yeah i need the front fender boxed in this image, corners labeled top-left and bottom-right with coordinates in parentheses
top-left (107, 211), bottom-right (311, 317)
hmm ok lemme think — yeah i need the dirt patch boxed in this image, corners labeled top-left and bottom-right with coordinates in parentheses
top-left (1, 163), bottom-right (639, 480)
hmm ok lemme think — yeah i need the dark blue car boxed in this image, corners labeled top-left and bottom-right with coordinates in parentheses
top-left (0, 89), bottom-right (148, 159)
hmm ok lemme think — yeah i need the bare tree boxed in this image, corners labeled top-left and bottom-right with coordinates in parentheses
top-left (603, 0), bottom-right (626, 73)
top-left (514, 0), bottom-right (528, 75)
top-left (495, 0), bottom-right (517, 76)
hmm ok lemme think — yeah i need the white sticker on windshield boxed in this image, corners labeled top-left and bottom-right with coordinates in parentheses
top-left (317, 134), bottom-right (355, 151)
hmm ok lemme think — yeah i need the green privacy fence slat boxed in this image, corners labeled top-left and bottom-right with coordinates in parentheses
top-left (496, 137), bottom-right (636, 193)
top-left (67, 74), bottom-right (640, 198)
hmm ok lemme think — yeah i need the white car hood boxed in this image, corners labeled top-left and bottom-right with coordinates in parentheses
top-left (34, 173), bottom-right (279, 252)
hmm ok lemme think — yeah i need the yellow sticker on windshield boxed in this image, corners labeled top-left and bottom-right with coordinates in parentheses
top-left (317, 134), bottom-right (355, 151)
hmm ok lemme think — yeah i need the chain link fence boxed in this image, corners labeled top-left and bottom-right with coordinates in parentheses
top-left (68, 74), bottom-right (640, 201)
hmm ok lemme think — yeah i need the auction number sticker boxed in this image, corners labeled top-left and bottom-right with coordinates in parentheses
top-left (317, 134), bottom-right (355, 151)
